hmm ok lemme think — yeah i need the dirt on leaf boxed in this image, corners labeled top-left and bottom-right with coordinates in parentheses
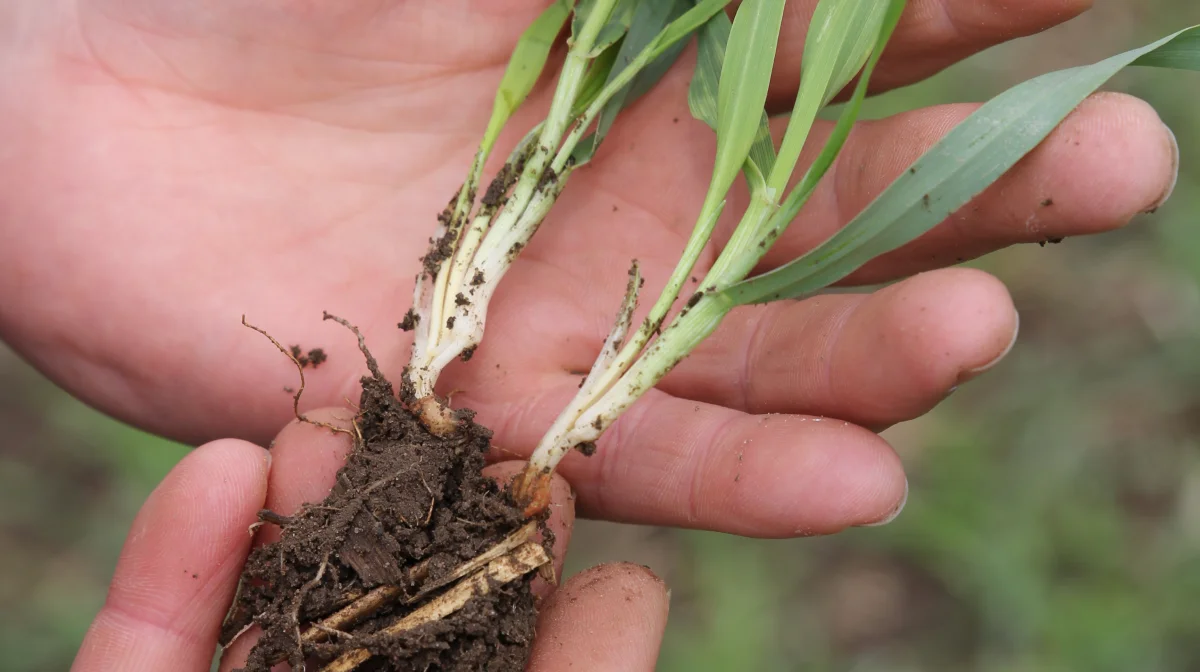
top-left (221, 361), bottom-right (543, 671)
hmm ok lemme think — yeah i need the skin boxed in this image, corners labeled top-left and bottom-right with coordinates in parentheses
top-left (74, 412), bottom-right (668, 671)
top-left (0, 0), bottom-right (1181, 667)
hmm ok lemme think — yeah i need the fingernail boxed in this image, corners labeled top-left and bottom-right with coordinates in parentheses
top-left (862, 478), bottom-right (908, 528)
top-left (1143, 123), bottom-right (1180, 214)
top-left (960, 308), bottom-right (1020, 382)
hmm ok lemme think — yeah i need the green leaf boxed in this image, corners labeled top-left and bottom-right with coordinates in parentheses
top-left (566, 0), bottom-right (738, 163)
top-left (767, 0), bottom-right (893, 193)
top-left (709, 0), bottom-right (786, 201)
top-left (586, 0), bottom-right (638, 57)
top-left (688, 11), bottom-right (777, 183)
top-left (571, 40), bottom-right (623, 119)
top-left (650, 0), bottom-right (736, 53)
top-left (773, 0), bottom-right (906, 231)
top-left (724, 25), bottom-right (1200, 305)
top-left (570, 0), bottom-right (599, 43)
top-left (591, 0), bottom-right (693, 149)
top-left (483, 0), bottom-right (576, 153)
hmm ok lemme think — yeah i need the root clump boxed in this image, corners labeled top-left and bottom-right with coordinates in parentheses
top-left (224, 325), bottom-right (546, 672)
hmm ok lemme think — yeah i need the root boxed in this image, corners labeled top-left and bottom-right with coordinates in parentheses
top-left (241, 316), bottom-right (356, 441)
top-left (322, 312), bottom-right (386, 382)
top-left (258, 510), bottom-right (292, 527)
top-left (289, 553), bottom-right (331, 668)
top-left (320, 542), bottom-right (550, 672)
top-left (298, 522), bottom-right (538, 651)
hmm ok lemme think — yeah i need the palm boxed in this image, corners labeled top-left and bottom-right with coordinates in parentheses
top-left (2, 0), bottom-right (1178, 535)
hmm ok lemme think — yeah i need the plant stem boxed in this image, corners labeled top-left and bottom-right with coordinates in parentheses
top-left (406, 2), bottom-right (618, 402)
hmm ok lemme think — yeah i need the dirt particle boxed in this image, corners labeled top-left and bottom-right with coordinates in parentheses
top-left (460, 345), bottom-right (477, 362)
top-left (481, 162), bottom-right (519, 208)
top-left (575, 442), bottom-right (597, 457)
top-left (685, 291), bottom-right (705, 309)
top-left (399, 309), bottom-right (421, 332)
top-left (536, 166), bottom-right (557, 192)
top-left (455, 293), bottom-right (470, 307)
top-left (1041, 197), bottom-right (1055, 207)
top-left (422, 230), bottom-right (457, 277)
top-left (471, 270), bottom-right (486, 287)
top-left (446, 316), bottom-right (456, 330)
top-left (289, 345), bottom-right (328, 369)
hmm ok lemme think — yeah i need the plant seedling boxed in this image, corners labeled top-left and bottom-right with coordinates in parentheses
top-left (224, 1), bottom-right (1200, 670)
top-left (511, 1), bottom-right (1200, 514)
top-left (224, 2), bottom-right (751, 671)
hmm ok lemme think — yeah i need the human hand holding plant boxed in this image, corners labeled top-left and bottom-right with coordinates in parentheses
top-left (0, 0), bottom-right (1181, 538)
top-left (9, 0), bottom-right (1193, 669)
top-left (71, 412), bottom-right (670, 672)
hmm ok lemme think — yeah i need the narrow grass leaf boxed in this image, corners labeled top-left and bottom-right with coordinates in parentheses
top-left (767, 0), bottom-right (893, 192)
top-left (725, 25), bottom-right (1200, 305)
top-left (689, 11), bottom-right (777, 182)
top-left (773, 0), bottom-right (905, 229)
top-left (570, 0), bottom-right (739, 162)
top-left (483, 0), bottom-right (575, 153)
top-left (571, 41), bottom-right (622, 119)
top-left (592, 0), bottom-right (693, 149)
top-left (709, 0), bottom-right (786, 200)
top-left (587, 0), bottom-right (638, 57)
top-left (651, 0), bottom-right (738, 53)
top-left (570, 0), bottom-right (599, 43)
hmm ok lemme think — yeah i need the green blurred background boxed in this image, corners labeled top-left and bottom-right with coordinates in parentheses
top-left (3, 2), bottom-right (1199, 670)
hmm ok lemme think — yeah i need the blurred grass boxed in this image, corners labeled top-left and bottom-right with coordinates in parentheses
top-left (0, 349), bottom-right (188, 671)
top-left (3, 2), bottom-right (1200, 670)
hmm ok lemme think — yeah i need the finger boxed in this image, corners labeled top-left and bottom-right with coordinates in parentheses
top-left (74, 440), bottom-right (269, 672)
top-left (558, 92), bottom-right (1173, 303)
top-left (221, 409), bottom-right (575, 670)
top-left (660, 268), bottom-right (1018, 426)
top-left (768, 0), bottom-right (1092, 106)
top-left (473, 388), bottom-right (908, 537)
top-left (528, 563), bottom-right (670, 672)
top-left (758, 93), bottom-right (1179, 284)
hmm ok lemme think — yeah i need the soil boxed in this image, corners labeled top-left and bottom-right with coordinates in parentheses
top-left (221, 358), bottom-right (543, 671)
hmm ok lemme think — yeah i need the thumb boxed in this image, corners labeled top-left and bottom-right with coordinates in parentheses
top-left (73, 440), bottom-right (269, 672)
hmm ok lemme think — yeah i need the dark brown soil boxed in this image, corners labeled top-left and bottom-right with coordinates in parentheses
top-left (221, 365), bottom-right (542, 671)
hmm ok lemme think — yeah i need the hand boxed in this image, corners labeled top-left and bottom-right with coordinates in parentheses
top-left (73, 414), bottom-right (670, 671)
top-left (0, 1), bottom-right (1178, 537)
